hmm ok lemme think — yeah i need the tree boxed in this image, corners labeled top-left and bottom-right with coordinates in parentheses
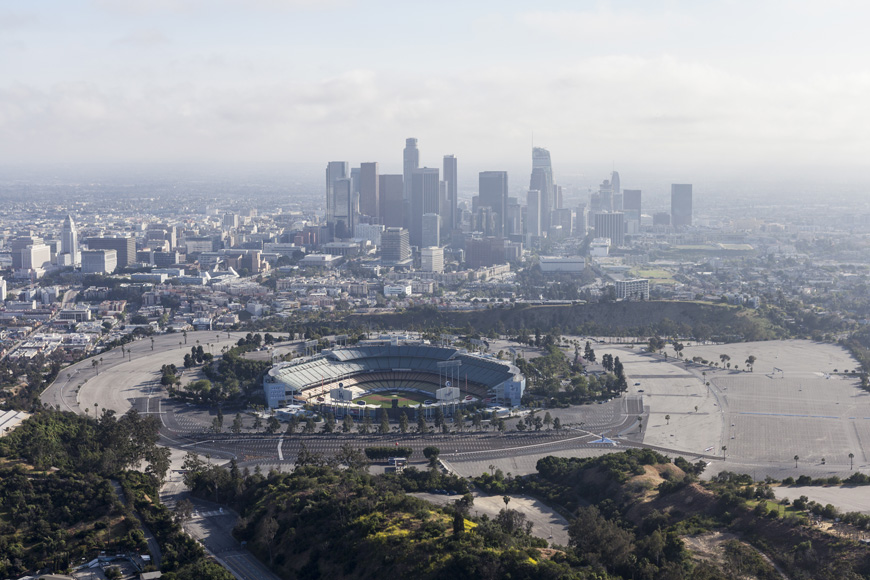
top-left (174, 498), bottom-right (194, 523)
top-left (257, 516), bottom-right (279, 566)
top-left (266, 416), bottom-right (280, 434)
top-left (360, 415), bottom-right (372, 435)
top-left (416, 410), bottom-right (427, 435)
top-left (665, 414), bottom-right (671, 425)
top-left (231, 413), bottom-right (243, 434)
top-left (850, 452), bottom-right (855, 470)
top-left (544, 411), bottom-right (553, 430)
top-left (216, 407), bottom-right (224, 431)
top-left (304, 418), bottom-right (316, 434)
top-left (322, 413), bottom-right (336, 434)
top-left (342, 413), bottom-right (354, 433)
top-left (286, 415), bottom-right (299, 435)
top-left (746, 355), bottom-right (757, 372)
top-left (434, 406), bottom-right (445, 428)
top-left (379, 409), bottom-right (390, 434)
top-left (399, 411), bottom-right (409, 434)
top-left (423, 446), bottom-right (441, 468)
top-left (722, 445), bottom-right (727, 459)
top-left (503, 495), bottom-right (510, 509)
top-left (553, 417), bottom-right (561, 430)
top-left (794, 454), bottom-right (799, 468)
top-left (720, 354), bottom-right (731, 366)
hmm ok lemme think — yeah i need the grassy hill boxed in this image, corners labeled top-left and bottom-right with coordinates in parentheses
top-left (350, 301), bottom-right (787, 342)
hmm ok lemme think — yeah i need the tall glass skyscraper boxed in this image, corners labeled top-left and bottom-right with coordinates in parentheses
top-left (403, 138), bottom-right (419, 201)
top-left (531, 147), bottom-right (554, 232)
top-left (443, 154), bottom-right (457, 233)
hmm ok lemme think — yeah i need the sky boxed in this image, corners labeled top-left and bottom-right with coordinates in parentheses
top-left (2, 0), bottom-right (870, 181)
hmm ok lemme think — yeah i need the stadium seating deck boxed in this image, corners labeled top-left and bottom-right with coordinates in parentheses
top-left (270, 344), bottom-right (513, 400)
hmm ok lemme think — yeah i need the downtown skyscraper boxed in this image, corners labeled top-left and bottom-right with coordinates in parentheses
top-left (479, 171), bottom-right (508, 237)
top-left (443, 154), bottom-right (457, 234)
top-left (530, 147), bottom-right (554, 233)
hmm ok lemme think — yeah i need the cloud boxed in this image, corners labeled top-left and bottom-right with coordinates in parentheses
top-left (113, 29), bottom-right (171, 47)
top-left (518, 6), bottom-right (694, 44)
top-left (93, 0), bottom-right (351, 15)
top-left (1, 55), bottom-right (869, 171)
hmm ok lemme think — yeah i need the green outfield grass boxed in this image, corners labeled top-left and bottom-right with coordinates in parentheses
top-left (358, 391), bottom-right (432, 408)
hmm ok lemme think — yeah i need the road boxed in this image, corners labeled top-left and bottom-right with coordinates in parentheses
top-left (162, 473), bottom-right (280, 580)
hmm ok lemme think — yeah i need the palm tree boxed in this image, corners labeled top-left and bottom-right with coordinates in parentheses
top-left (794, 454), bottom-right (799, 468)
top-left (665, 414), bottom-right (671, 425)
top-left (721, 445), bottom-right (727, 459)
top-left (849, 452), bottom-right (855, 470)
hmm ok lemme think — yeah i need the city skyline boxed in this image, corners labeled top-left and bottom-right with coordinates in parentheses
top-left (2, 1), bottom-right (870, 180)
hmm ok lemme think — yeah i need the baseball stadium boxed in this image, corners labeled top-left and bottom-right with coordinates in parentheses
top-left (263, 342), bottom-right (525, 418)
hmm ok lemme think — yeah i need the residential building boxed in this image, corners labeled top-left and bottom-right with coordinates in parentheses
top-left (615, 279), bottom-right (650, 300)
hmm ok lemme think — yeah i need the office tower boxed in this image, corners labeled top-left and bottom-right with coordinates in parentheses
top-left (146, 223), bottom-right (177, 251)
top-left (671, 184), bottom-right (693, 228)
top-left (379, 174), bottom-right (404, 227)
top-left (506, 197), bottom-right (522, 237)
top-left (421, 246), bottom-right (444, 273)
top-left (222, 213), bottom-right (239, 229)
top-left (403, 138), bottom-right (419, 200)
top-left (531, 147), bottom-right (554, 227)
top-left (0, 279), bottom-right (6, 301)
top-left (359, 162), bottom-right (379, 218)
top-left (554, 184), bottom-right (563, 210)
top-left (443, 154), bottom-right (457, 232)
top-left (551, 208), bottom-right (574, 237)
top-left (422, 213), bottom-right (440, 248)
top-left (653, 212), bottom-right (671, 226)
top-left (350, 167), bottom-right (361, 195)
top-left (594, 212), bottom-right (625, 247)
top-left (61, 214), bottom-right (79, 266)
top-left (82, 249), bottom-right (118, 274)
top-left (332, 177), bottom-right (355, 239)
top-left (526, 190), bottom-right (542, 237)
top-left (478, 171), bottom-right (508, 237)
top-left (381, 227), bottom-right (411, 262)
top-left (85, 236), bottom-right (135, 267)
top-left (611, 171), bottom-right (621, 200)
top-left (325, 161), bottom-right (349, 233)
top-left (355, 223), bottom-right (384, 246)
top-left (575, 203), bottom-right (589, 237)
top-left (598, 179), bottom-right (613, 212)
top-left (410, 168), bottom-right (440, 247)
top-left (466, 237), bottom-right (505, 269)
top-left (529, 168), bottom-right (551, 232)
top-left (623, 189), bottom-right (642, 222)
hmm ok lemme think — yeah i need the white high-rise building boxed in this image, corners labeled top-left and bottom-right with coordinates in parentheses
top-left (421, 246), bottom-right (444, 273)
top-left (61, 214), bottom-right (80, 266)
top-left (0, 279), bottom-right (6, 301)
top-left (82, 249), bottom-right (118, 274)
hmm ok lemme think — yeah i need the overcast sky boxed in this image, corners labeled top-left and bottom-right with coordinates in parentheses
top-left (2, 0), bottom-right (870, 180)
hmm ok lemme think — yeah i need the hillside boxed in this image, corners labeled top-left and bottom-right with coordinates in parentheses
top-left (350, 301), bottom-right (786, 342)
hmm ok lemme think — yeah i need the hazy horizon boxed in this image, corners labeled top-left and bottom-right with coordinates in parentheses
top-left (3, 1), bottom-right (870, 179)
